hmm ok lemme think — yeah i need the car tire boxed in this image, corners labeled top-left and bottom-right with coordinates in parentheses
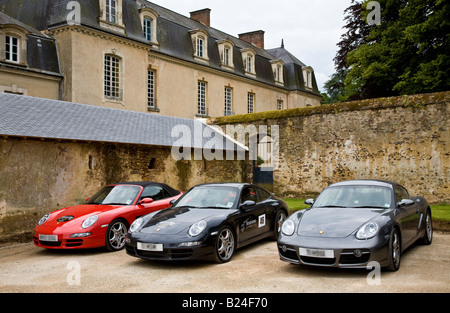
top-left (421, 210), bottom-right (433, 245)
top-left (273, 210), bottom-right (287, 240)
top-left (214, 226), bottom-right (235, 264)
top-left (105, 219), bottom-right (129, 252)
top-left (387, 228), bottom-right (401, 272)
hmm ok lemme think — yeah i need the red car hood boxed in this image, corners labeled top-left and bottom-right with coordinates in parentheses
top-left (44, 204), bottom-right (123, 228)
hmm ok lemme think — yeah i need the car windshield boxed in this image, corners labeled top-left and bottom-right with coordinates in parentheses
top-left (313, 185), bottom-right (392, 209)
top-left (86, 185), bottom-right (141, 205)
top-left (174, 186), bottom-right (239, 209)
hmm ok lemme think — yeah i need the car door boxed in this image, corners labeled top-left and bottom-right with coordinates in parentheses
top-left (135, 185), bottom-right (172, 218)
top-left (237, 186), bottom-right (270, 244)
top-left (395, 185), bottom-right (420, 245)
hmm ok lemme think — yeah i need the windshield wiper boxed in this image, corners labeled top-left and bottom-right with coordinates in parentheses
top-left (317, 205), bottom-right (346, 208)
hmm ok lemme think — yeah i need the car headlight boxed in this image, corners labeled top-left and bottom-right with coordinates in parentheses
top-left (130, 217), bottom-right (144, 233)
top-left (281, 219), bottom-right (295, 236)
top-left (82, 215), bottom-right (98, 229)
top-left (189, 220), bottom-right (207, 237)
top-left (356, 222), bottom-right (379, 240)
top-left (38, 213), bottom-right (51, 226)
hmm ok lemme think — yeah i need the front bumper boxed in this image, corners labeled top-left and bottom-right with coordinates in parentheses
top-left (277, 233), bottom-right (390, 269)
top-left (125, 232), bottom-right (216, 261)
top-left (33, 226), bottom-right (106, 249)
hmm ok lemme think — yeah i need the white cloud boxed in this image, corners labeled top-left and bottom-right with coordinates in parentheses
top-left (151, 0), bottom-right (352, 92)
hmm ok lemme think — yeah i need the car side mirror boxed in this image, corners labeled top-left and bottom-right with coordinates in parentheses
top-left (397, 199), bottom-right (414, 207)
top-left (304, 199), bottom-right (315, 206)
top-left (240, 200), bottom-right (256, 209)
top-left (139, 198), bottom-right (154, 205)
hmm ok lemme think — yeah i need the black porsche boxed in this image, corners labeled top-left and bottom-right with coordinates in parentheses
top-left (278, 180), bottom-right (433, 271)
top-left (125, 183), bottom-right (289, 263)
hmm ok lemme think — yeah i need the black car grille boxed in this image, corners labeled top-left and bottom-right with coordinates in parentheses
top-left (339, 249), bottom-right (371, 265)
top-left (278, 245), bottom-right (299, 262)
top-left (300, 256), bottom-right (336, 265)
top-left (128, 246), bottom-right (194, 260)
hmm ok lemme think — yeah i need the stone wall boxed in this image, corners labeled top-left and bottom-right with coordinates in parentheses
top-left (0, 138), bottom-right (250, 240)
top-left (211, 92), bottom-right (450, 203)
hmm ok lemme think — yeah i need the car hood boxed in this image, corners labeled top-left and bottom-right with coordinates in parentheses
top-left (44, 204), bottom-right (122, 228)
top-left (298, 207), bottom-right (384, 238)
top-left (140, 207), bottom-right (230, 235)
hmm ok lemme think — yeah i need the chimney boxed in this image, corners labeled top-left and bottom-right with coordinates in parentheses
top-left (190, 9), bottom-right (211, 27)
top-left (238, 30), bottom-right (265, 49)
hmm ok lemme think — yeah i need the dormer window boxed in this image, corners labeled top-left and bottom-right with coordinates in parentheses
top-left (217, 39), bottom-right (235, 70)
top-left (270, 59), bottom-right (285, 86)
top-left (240, 48), bottom-right (256, 78)
top-left (302, 66), bottom-right (314, 89)
top-left (190, 29), bottom-right (210, 64)
top-left (0, 27), bottom-right (28, 66)
top-left (99, 0), bottom-right (125, 34)
top-left (139, 7), bottom-right (159, 45)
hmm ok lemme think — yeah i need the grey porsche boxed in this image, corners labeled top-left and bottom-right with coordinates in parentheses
top-left (278, 180), bottom-right (433, 271)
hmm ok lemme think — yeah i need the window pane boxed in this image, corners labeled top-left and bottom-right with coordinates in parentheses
top-left (104, 55), bottom-right (121, 99)
top-left (248, 93), bottom-right (254, 113)
top-left (148, 70), bottom-right (156, 108)
top-left (197, 82), bottom-right (206, 115)
top-left (5, 35), bottom-right (19, 63)
top-left (224, 87), bottom-right (232, 116)
top-left (144, 18), bottom-right (152, 41)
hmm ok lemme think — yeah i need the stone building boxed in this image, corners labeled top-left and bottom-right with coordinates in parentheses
top-left (0, 0), bottom-right (322, 118)
top-left (0, 12), bottom-right (62, 99)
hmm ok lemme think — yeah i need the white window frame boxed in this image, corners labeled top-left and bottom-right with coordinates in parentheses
top-left (196, 37), bottom-right (204, 58)
top-left (224, 87), bottom-right (233, 116)
top-left (104, 54), bottom-right (122, 100)
top-left (106, 0), bottom-right (117, 24)
top-left (5, 35), bottom-right (19, 63)
top-left (143, 17), bottom-right (153, 42)
top-left (247, 93), bottom-right (255, 113)
top-left (147, 69), bottom-right (157, 110)
top-left (277, 99), bottom-right (283, 110)
top-left (197, 81), bottom-right (207, 116)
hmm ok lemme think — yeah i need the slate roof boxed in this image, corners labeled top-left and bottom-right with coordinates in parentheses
top-left (0, 0), bottom-right (320, 95)
top-left (0, 93), bottom-right (245, 151)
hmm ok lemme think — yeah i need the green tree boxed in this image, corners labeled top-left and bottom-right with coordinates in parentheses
top-left (326, 0), bottom-right (450, 101)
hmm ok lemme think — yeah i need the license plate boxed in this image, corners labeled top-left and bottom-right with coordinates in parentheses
top-left (299, 248), bottom-right (334, 258)
top-left (137, 242), bottom-right (163, 252)
top-left (39, 234), bottom-right (58, 242)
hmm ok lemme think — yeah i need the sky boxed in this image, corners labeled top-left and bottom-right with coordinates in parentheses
top-left (150, 0), bottom-right (352, 93)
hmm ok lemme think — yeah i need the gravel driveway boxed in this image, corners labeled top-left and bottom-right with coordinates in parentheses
top-left (1, 232), bottom-right (449, 293)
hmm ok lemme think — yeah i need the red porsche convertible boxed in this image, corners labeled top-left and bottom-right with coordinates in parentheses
top-left (33, 182), bottom-right (182, 251)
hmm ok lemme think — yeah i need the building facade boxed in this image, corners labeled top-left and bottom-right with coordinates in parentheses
top-left (0, 0), bottom-right (322, 119)
top-left (0, 12), bottom-right (62, 100)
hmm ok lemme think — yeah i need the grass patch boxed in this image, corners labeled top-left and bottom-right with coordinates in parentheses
top-left (430, 203), bottom-right (450, 221)
top-left (283, 199), bottom-right (450, 222)
top-left (283, 198), bottom-right (309, 212)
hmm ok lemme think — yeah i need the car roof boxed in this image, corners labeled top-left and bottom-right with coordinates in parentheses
top-left (328, 180), bottom-right (395, 189)
top-left (111, 182), bottom-right (181, 196)
top-left (192, 182), bottom-right (253, 189)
